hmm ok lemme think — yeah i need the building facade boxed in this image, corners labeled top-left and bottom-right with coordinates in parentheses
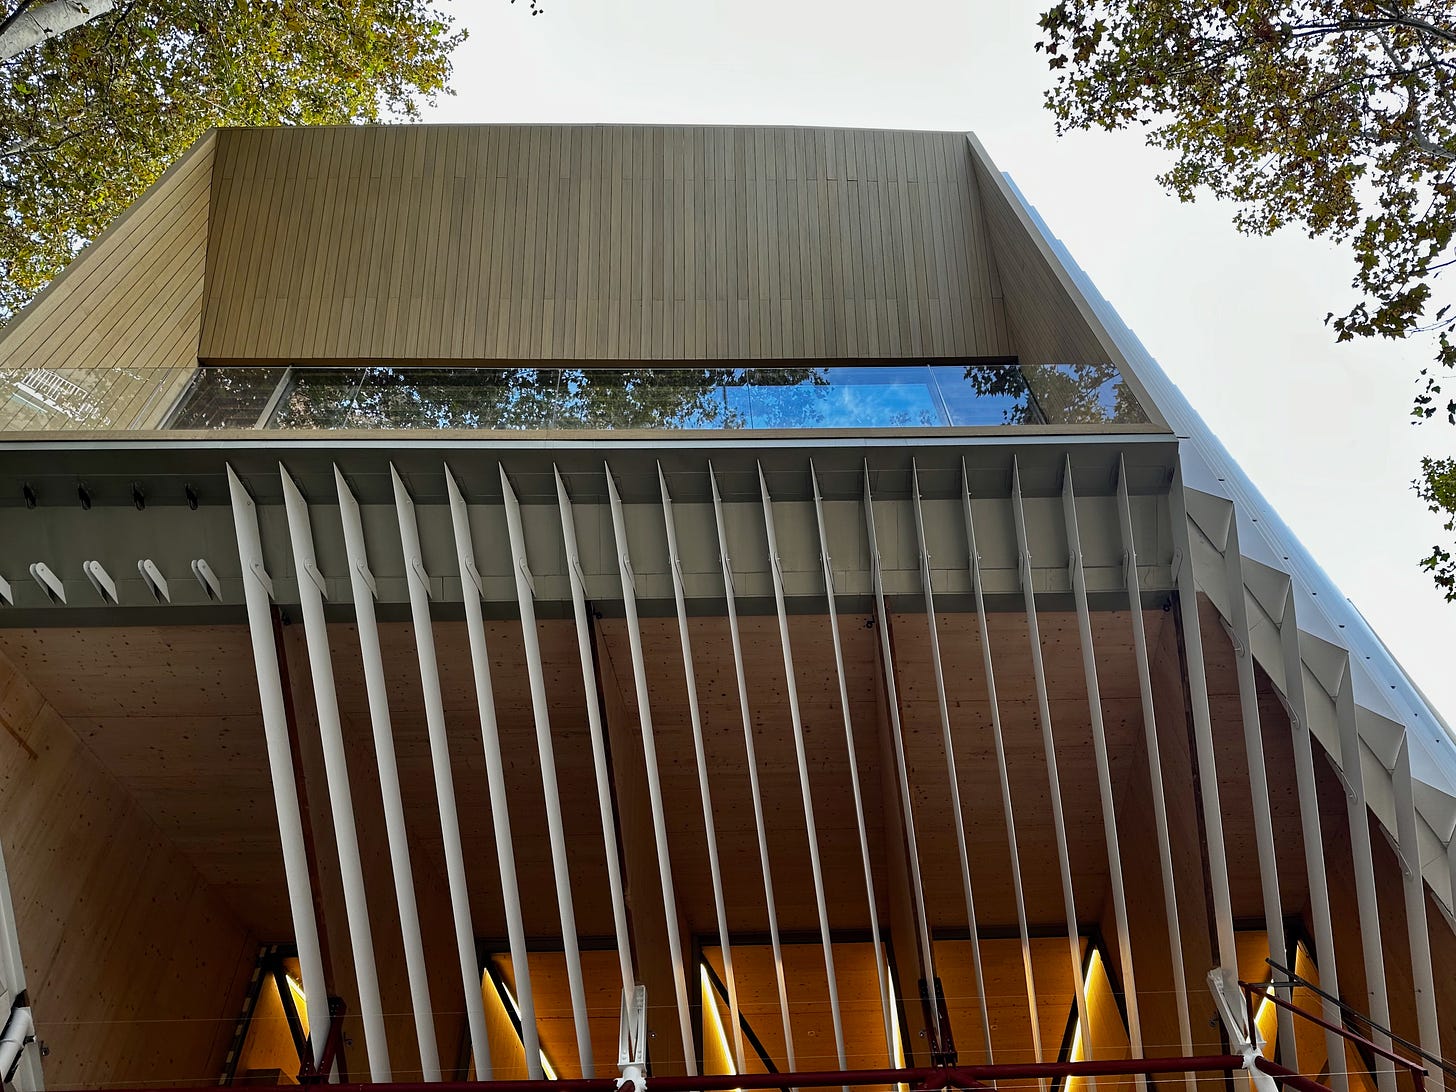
top-left (0, 125), bottom-right (1451, 1092)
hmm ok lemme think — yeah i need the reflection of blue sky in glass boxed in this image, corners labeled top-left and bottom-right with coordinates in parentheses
top-left (750, 378), bottom-right (942, 427)
top-left (169, 361), bottom-right (1149, 431)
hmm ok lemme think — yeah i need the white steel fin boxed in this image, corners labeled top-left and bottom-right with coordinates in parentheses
top-left (389, 463), bottom-right (489, 1076)
top-left (446, 467), bottom-right (542, 1079)
top-left (499, 464), bottom-right (594, 1077)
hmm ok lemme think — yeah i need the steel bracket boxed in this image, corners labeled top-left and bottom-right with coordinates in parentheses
top-left (617, 985), bottom-right (647, 1092)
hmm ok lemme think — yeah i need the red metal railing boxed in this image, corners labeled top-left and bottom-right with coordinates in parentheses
top-left (52, 977), bottom-right (1447, 1092)
top-left (44, 1053), bottom-right (1291, 1092)
top-left (1238, 979), bottom-right (1431, 1092)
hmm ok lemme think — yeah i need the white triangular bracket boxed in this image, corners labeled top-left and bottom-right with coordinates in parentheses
top-left (617, 984), bottom-right (646, 1092)
top-left (1207, 968), bottom-right (1280, 1092)
top-left (301, 558), bottom-right (328, 599)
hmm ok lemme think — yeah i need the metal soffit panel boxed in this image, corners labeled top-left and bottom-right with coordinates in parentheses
top-left (0, 439), bottom-right (1178, 620)
top-left (971, 135), bottom-right (1456, 912)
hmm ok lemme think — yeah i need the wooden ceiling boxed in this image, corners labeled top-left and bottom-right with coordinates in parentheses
top-left (0, 604), bottom-right (1177, 945)
top-left (0, 600), bottom-right (1218, 1082)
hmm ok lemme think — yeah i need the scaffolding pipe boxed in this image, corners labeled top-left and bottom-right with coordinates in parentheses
top-left (1112, 458), bottom-right (1193, 1072)
top-left (500, 466), bottom-right (594, 1077)
top-left (658, 464), bottom-right (745, 1073)
top-left (759, 463), bottom-right (847, 1072)
top-left (1008, 458), bottom-right (1094, 1071)
top-left (810, 461), bottom-right (896, 1067)
top-left (334, 466), bottom-right (441, 1081)
top-left (227, 465), bottom-right (331, 1073)
top-left (554, 467), bottom-right (636, 1004)
top-left (604, 466), bottom-right (697, 1075)
top-left (444, 468), bottom-right (543, 1080)
top-left (910, 461), bottom-right (992, 1064)
top-left (961, 463), bottom-right (1044, 1070)
top-left (390, 466), bottom-right (490, 1076)
top-left (279, 467), bottom-right (391, 1082)
top-left (708, 463), bottom-right (796, 1068)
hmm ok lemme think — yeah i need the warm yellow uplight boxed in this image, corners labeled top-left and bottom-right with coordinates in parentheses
top-left (700, 964), bottom-right (740, 1089)
top-left (496, 972), bottom-right (558, 1080)
top-left (284, 972), bottom-right (310, 1037)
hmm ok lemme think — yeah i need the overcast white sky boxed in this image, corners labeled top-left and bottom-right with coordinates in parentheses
top-left (425, 0), bottom-right (1456, 720)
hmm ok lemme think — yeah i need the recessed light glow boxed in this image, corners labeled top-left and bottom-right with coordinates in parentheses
top-left (495, 969), bottom-right (558, 1081)
top-left (700, 964), bottom-right (740, 1088)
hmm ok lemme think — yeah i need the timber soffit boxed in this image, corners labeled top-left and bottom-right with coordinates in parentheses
top-left (964, 132), bottom-right (1456, 911)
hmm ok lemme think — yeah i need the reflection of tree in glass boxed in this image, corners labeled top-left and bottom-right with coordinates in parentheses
top-left (962, 362), bottom-right (1144, 425)
top-left (170, 367), bottom-right (287, 428)
top-left (270, 365), bottom-right (826, 430)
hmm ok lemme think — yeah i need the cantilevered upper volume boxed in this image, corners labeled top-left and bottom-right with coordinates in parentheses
top-left (0, 125), bottom-right (1166, 432)
top-left (0, 124), bottom-right (1450, 1092)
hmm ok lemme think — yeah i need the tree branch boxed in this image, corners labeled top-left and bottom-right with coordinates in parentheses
top-left (0, 0), bottom-right (115, 61)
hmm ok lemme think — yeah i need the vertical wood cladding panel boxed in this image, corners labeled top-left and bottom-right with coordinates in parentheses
top-left (968, 146), bottom-right (1110, 368)
top-left (0, 645), bottom-right (255, 1088)
top-left (199, 126), bottom-right (1011, 362)
top-left (0, 133), bottom-right (215, 429)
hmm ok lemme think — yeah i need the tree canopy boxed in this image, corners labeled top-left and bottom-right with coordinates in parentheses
top-left (0, 0), bottom-right (465, 323)
top-left (1036, 0), bottom-right (1456, 596)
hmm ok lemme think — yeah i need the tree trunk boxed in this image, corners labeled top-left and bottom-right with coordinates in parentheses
top-left (0, 0), bottom-right (116, 61)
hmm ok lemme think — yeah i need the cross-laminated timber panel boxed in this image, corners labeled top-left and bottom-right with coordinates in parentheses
top-left (0, 640), bottom-right (256, 1089)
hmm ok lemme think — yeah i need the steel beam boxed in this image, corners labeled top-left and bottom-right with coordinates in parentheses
top-left (1392, 739), bottom-right (1446, 1092)
top-left (708, 463), bottom-right (795, 1068)
top-left (759, 464), bottom-right (846, 1072)
top-left (862, 466), bottom-right (938, 989)
top-left (390, 465), bottom-right (490, 1076)
top-left (49, 1051), bottom-right (1259, 1092)
top-left (1216, 514), bottom-right (1297, 1058)
top-left (810, 461), bottom-right (895, 1067)
top-left (1061, 459), bottom-right (1142, 1076)
top-left (1332, 668), bottom-right (1395, 1092)
top-left (1166, 463), bottom-right (1240, 996)
top-left (227, 465), bottom-right (331, 1071)
top-left (659, 465), bottom-right (744, 1072)
top-left (500, 466), bottom-right (594, 1077)
top-left (1008, 458), bottom-right (1093, 1068)
top-left (1272, 585), bottom-right (1347, 1092)
top-left (553, 467), bottom-right (635, 1003)
top-left (910, 461), bottom-right (991, 1064)
top-left (604, 465), bottom-right (697, 1075)
top-left (280, 466), bottom-right (390, 1082)
top-left (1113, 458), bottom-right (1192, 1068)
top-left (962, 460), bottom-right (1044, 1069)
top-left (445, 468), bottom-right (542, 1079)
top-left (334, 466), bottom-right (441, 1081)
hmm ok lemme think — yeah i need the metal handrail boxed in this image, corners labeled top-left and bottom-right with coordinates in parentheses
top-left (1240, 977), bottom-right (1431, 1092)
top-left (1261, 959), bottom-right (1456, 1082)
top-left (51, 1055), bottom-right (1254, 1092)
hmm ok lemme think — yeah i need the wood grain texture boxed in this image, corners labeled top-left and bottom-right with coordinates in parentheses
top-left (0, 639), bottom-right (256, 1089)
top-left (199, 125), bottom-right (1011, 362)
top-left (968, 145), bottom-right (1108, 368)
top-left (0, 133), bottom-right (216, 431)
